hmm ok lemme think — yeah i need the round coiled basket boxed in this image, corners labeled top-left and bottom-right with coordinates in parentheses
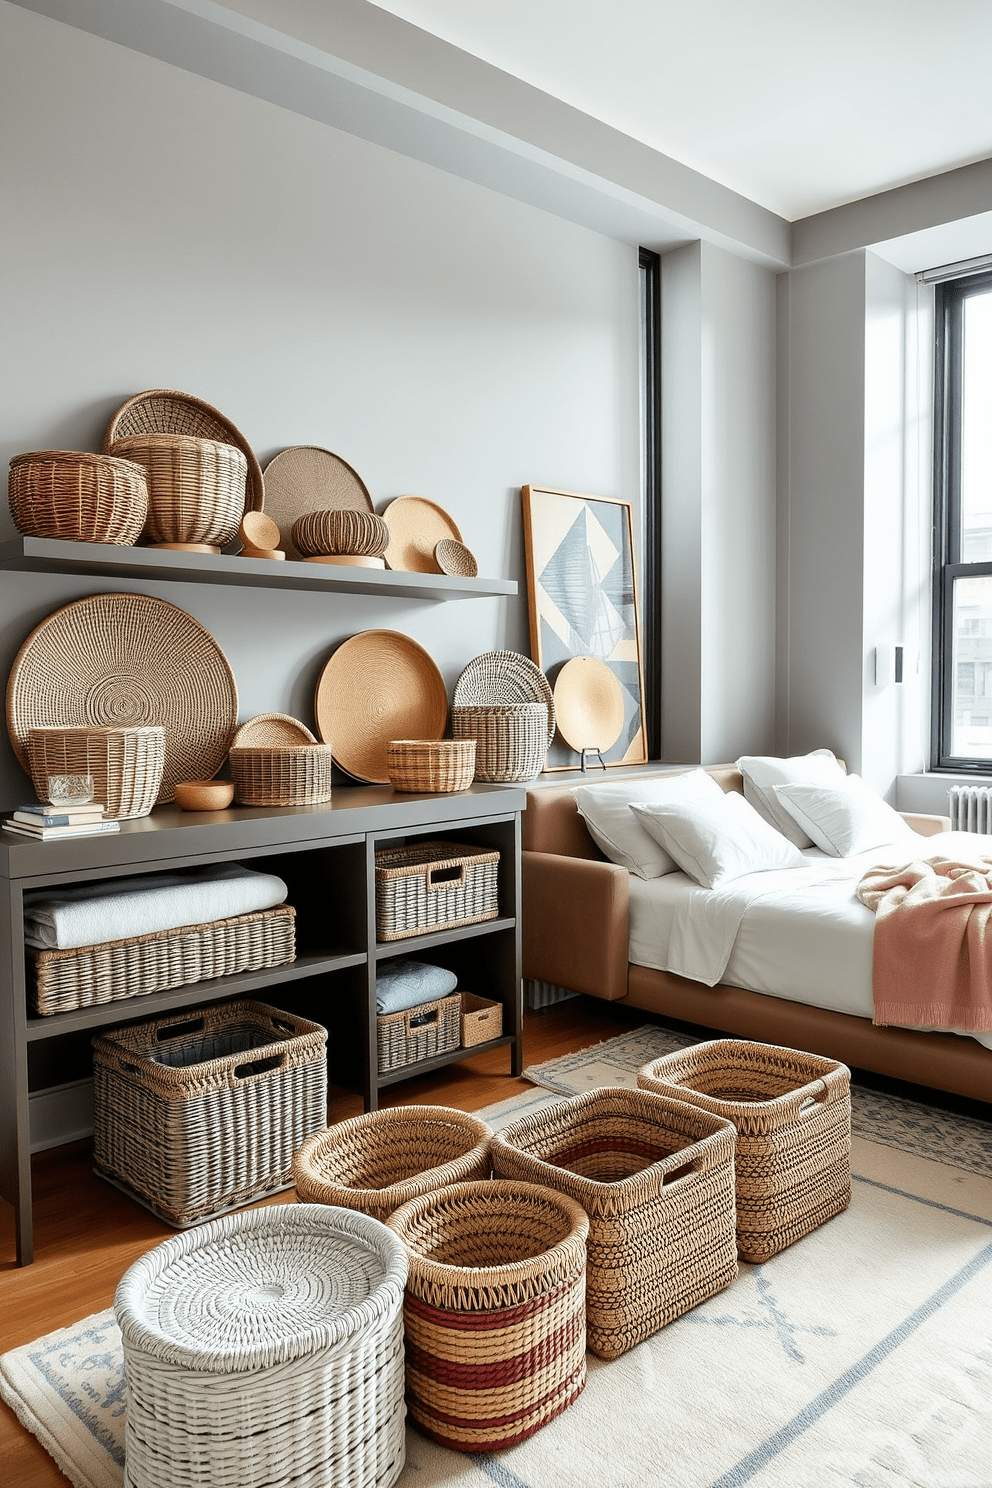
top-left (8, 450), bottom-right (149, 546)
top-left (26, 725), bottom-right (165, 819)
top-left (229, 743), bottom-right (332, 806)
top-left (108, 433), bottom-right (247, 550)
top-left (292, 509), bottom-right (388, 558)
top-left (386, 738), bottom-right (476, 793)
top-left (451, 702), bottom-right (548, 781)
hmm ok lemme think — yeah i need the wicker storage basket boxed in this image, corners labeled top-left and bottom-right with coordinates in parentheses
top-left (637, 1038), bottom-right (852, 1262)
top-left (387, 1179), bottom-right (589, 1451)
top-left (26, 725), bottom-right (165, 820)
top-left (374, 839), bottom-right (499, 941)
top-left (491, 1087), bottom-right (738, 1360)
top-left (230, 743), bottom-right (333, 806)
top-left (387, 739), bottom-right (475, 793)
top-left (459, 991), bottom-right (503, 1046)
top-left (377, 991), bottom-right (461, 1072)
top-left (451, 703), bottom-right (548, 781)
top-left (93, 999), bottom-right (327, 1227)
top-left (115, 1203), bottom-right (408, 1488)
top-left (8, 450), bottom-right (148, 546)
top-left (31, 903), bottom-right (296, 1016)
top-left (293, 1104), bottom-right (492, 1222)
top-left (108, 433), bottom-right (247, 549)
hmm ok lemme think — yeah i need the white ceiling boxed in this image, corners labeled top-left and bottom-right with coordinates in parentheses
top-left (368, 0), bottom-right (992, 221)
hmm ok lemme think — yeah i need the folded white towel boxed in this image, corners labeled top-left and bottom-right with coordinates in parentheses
top-left (23, 864), bottom-right (289, 950)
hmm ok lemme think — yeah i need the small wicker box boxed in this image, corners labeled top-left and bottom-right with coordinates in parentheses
top-left (637, 1038), bottom-right (852, 1262)
top-left (377, 991), bottom-right (461, 1073)
top-left (374, 839), bottom-right (499, 941)
top-left (387, 739), bottom-right (475, 793)
top-left (459, 991), bottom-right (503, 1046)
top-left (230, 743), bottom-right (332, 806)
top-left (26, 725), bottom-right (165, 820)
top-left (491, 1087), bottom-right (738, 1360)
top-left (92, 999), bottom-right (328, 1227)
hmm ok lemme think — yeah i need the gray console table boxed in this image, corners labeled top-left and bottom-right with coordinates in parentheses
top-left (0, 782), bottom-right (525, 1265)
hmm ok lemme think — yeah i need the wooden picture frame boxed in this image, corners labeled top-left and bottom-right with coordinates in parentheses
top-left (521, 484), bottom-right (648, 770)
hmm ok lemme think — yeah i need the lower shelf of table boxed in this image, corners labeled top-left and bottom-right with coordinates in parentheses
top-left (375, 1033), bottom-right (517, 1087)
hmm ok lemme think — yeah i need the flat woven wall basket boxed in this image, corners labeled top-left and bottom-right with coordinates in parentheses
top-left (374, 839), bottom-right (499, 941)
top-left (92, 998), bottom-right (327, 1227)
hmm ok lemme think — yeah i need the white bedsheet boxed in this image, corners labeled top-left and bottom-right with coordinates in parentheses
top-left (627, 830), bottom-right (992, 1052)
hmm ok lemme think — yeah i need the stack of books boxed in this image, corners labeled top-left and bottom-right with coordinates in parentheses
top-left (2, 802), bottom-right (120, 841)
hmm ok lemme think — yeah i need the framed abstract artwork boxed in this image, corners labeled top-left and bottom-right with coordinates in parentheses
top-left (521, 484), bottom-right (647, 770)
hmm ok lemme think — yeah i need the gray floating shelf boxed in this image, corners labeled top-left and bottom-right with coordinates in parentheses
top-left (0, 536), bottom-right (517, 601)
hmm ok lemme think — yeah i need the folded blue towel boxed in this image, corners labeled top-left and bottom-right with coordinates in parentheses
top-left (376, 959), bottom-right (459, 1015)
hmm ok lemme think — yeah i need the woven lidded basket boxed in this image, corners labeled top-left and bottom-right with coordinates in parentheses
top-left (451, 702), bottom-right (548, 781)
top-left (8, 450), bottom-right (149, 546)
top-left (387, 739), bottom-right (475, 793)
top-left (230, 744), bottom-right (332, 806)
top-left (115, 1203), bottom-right (408, 1488)
top-left (374, 839), bottom-right (499, 941)
top-left (293, 1104), bottom-right (492, 1222)
top-left (387, 1180), bottom-right (589, 1451)
top-left (93, 999), bottom-right (327, 1227)
top-left (637, 1039), bottom-right (852, 1263)
top-left (26, 725), bottom-right (164, 820)
top-left (491, 1086), bottom-right (738, 1360)
top-left (108, 433), bottom-right (247, 549)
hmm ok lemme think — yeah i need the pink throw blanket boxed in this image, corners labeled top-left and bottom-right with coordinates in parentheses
top-left (857, 855), bottom-right (992, 1031)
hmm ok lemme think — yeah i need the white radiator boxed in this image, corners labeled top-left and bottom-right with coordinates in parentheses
top-left (947, 784), bottom-right (992, 833)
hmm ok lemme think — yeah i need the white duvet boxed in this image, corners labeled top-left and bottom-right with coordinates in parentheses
top-left (627, 830), bottom-right (992, 1052)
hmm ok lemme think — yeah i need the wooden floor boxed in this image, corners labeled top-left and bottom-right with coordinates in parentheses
top-left (0, 996), bottom-right (638, 1488)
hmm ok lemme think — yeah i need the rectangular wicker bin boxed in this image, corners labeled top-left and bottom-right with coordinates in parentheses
top-left (92, 999), bottom-right (328, 1227)
top-left (460, 992), bottom-right (503, 1047)
top-left (30, 904), bottom-right (296, 1016)
top-left (377, 991), bottom-right (461, 1073)
top-left (375, 840), bottom-right (499, 942)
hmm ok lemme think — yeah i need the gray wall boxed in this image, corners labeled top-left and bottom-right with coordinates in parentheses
top-left (0, 2), bottom-right (640, 808)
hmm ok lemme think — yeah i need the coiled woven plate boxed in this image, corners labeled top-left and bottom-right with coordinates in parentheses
top-left (314, 630), bottom-right (447, 783)
top-left (453, 650), bottom-right (555, 747)
top-left (262, 447), bottom-right (374, 561)
top-left (6, 593), bottom-right (238, 803)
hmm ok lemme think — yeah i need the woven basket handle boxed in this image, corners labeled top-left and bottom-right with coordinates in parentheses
top-left (233, 1052), bottom-right (285, 1080)
top-left (405, 1005), bottom-right (440, 1034)
top-left (427, 863), bottom-right (467, 891)
top-left (791, 1068), bottom-right (846, 1118)
top-left (154, 1015), bottom-right (206, 1043)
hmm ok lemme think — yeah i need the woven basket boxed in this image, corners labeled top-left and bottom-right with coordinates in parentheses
top-left (103, 388), bottom-right (264, 512)
top-left (108, 433), bottom-right (247, 549)
top-left (31, 904), bottom-right (295, 1016)
top-left (293, 1104), bottom-right (492, 1222)
top-left (491, 1087), bottom-right (738, 1360)
top-left (459, 992), bottom-right (503, 1046)
top-left (26, 725), bottom-right (165, 820)
top-left (230, 743), bottom-right (332, 806)
top-left (377, 991), bottom-right (461, 1072)
top-left (93, 999), bottom-right (327, 1227)
top-left (8, 450), bottom-right (148, 545)
top-left (387, 739), bottom-right (475, 793)
top-left (292, 508), bottom-right (388, 558)
top-left (387, 1180), bottom-right (589, 1451)
top-left (637, 1038), bottom-right (852, 1262)
top-left (451, 703), bottom-right (548, 781)
top-left (374, 839), bottom-right (499, 941)
top-left (115, 1203), bottom-right (408, 1488)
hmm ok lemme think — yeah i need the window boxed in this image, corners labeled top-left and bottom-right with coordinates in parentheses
top-left (932, 269), bottom-right (992, 769)
top-left (639, 247), bottom-right (661, 760)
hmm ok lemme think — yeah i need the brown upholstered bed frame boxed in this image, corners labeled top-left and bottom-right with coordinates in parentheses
top-left (522, 764), bottom-right (991, 1104)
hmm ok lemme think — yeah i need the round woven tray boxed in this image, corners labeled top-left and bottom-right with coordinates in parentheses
top-left (314, 630), bottom-right (447, 784)
top-left (6, 593), bottom-right (238, 803)
top-left (453, 650), bottom-right (555, 746)
top-left (381, 496), bottom-right (461, 572)
top-left (262, 447), bottom-right (374, 561)
top-left (103, 390), bottom-right (263, 512)
top-left (8, 450), bottom-right (148, 546)
top-left (553, 655), bottom-right (626, 754)
top-left (231, 713), bottom-right (317, 748)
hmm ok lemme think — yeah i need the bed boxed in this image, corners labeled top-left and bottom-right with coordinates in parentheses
top-left (521, 763), bottom-right (992, 1103)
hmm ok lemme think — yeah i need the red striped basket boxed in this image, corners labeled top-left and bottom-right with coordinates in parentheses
top-left (387, 1180), bottom-right (589, 1451)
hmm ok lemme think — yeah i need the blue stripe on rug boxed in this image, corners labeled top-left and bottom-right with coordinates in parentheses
top-left (852, 1172), bottom-right (992, 1228)
top-left (473, 1452), bottom-right (533, 1488)
top-left (709, 1238), bottom-right (992, 1488)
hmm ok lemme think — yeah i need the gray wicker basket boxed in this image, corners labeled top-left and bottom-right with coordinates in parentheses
top-left (377, 991), bottom-right (461, 1072)
top-left (451, 703), bottom-right (548, 781)
top-left (374, 839), bottom-right (499, 941)
top-left (93, 999), bottom-right (327, 1227)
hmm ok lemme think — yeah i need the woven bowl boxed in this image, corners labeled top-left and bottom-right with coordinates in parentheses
top-left (387, 738), bottom-right (476, 793)
top-left (108, 433), bottom-right (247, 550)
top-left (229, 743), bottom-right (332, 806)
top-left (26, 725), bottom-right (165, 820)
top-left (292, 509), bottom-right (388, 558)
top-left (8, 450), bottom-right (149, 546)
top-left (174, 779), bottom-right (235, 810)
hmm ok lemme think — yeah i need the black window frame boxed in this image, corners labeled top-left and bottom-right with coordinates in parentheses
top-left (639, 247), bottom-right (662, 761)
top-left (931, 267), bottom-right (992, 772)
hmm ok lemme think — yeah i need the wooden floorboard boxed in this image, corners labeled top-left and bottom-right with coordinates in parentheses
top-left (0, 997), bottom-right (638, 1488)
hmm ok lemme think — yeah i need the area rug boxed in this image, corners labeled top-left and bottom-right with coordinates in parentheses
top-left (3, 1029), bottom-right (991, 1488)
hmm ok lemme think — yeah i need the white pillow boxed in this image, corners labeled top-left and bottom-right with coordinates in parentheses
top-left (772, 775), bottom-right (915, 858)
top-left (631, 791), bottom-right (806, 889)
top-left (572, 769), bottom-right (722, 879)
top-left (737, 749), bottom-right (846, 848)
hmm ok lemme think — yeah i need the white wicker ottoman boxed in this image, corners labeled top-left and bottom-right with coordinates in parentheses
top-left (114, 1203), bottom-right (408, 1488)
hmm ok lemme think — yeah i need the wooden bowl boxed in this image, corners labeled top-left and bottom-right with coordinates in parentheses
top-left (292, 509), bottom-right (388, 558)
top-left (174, 779), bottom-right (235, 811)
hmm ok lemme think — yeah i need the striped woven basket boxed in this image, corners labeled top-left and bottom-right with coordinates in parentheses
top-left (387, 1179), bottom-right (589, 1451)
top-left (8, 450), bottom-right (148, 545)
top-left (451, 703), bottom-right (548, 781)
top-left (490, 1086), bottom-right (738, 1360)
top-left (637, 1038), bottom-right (852, 1262)
top-left (108, 432), bottom-right (247, 549)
